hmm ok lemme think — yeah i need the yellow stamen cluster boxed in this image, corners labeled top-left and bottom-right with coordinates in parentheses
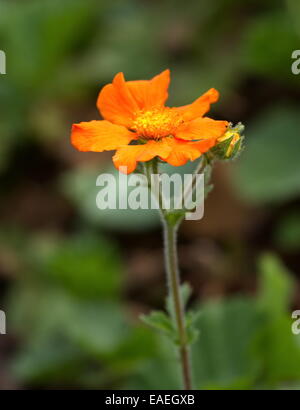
top-left (132, 108), bottom-right (183, 139)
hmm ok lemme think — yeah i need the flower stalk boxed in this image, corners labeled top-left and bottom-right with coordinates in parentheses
top-left (143, 159), bottom-right (193, 389)
top-left (162, 217), bottom-right (193, 390)
top-left (140, 136), bottom-right (244, 390)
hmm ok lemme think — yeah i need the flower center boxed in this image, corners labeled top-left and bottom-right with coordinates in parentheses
top-left (131, 108), bottom-right (183, 139)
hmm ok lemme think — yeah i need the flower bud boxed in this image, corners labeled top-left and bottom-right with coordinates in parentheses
top-left (212, 123), bottom-right (244, 160)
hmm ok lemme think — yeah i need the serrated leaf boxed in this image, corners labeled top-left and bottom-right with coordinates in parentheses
top-left (140, 310), bottom-right (174, 337)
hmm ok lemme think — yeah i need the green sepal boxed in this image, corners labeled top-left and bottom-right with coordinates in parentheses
top-left (211, 134), bottom-right (236, 160)
top-left (230, 135), bottom-right (244, 159)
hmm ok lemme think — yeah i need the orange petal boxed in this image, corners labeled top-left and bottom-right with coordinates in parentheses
top-left (175, 88), bottom-right (219, 121)
top-left (97, 73), bottom-right (139, 127)
top-left (71, 120), bottom-right (135, 152)
top-left (175, 117), bottom-right (228, 141)
top-left (113, 139), bottom-right (172, 174)
top-left (189, 138), bottom-right (217, 153)
top-left (97, 70), bottom-right (170, 128)
top-left (113, 145), bottom-right (144, 174)
top-left (126, 69), bottom-right (170, 111)
top-left (161, 138), bottom-right (203, 167)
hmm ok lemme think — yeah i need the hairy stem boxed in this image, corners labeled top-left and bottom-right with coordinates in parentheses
top-left (163, 219), bottom-right (193, 390)
top-left (144, 159), bottom-right (193, 389)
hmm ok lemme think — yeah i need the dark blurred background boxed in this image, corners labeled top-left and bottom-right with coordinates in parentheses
top-left (0, 0), bottom-right (300, 390)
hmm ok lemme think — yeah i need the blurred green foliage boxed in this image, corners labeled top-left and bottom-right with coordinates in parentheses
top-left (61, 165), bottom-right (160, 231)
top-left (233, 107), bottom-right (300, 204)
top-left (6, 232), bottom-right (156, 387)
top-left (60, 162), bottom-right (196, 231)
top-left (6, 235), bottom-right (300, 389)
top-left (242, 9), bottom-right (299, 82)
top-left (275, 211), bottom-right (300, 251)
top-left (129, 254), bottom-right (300, 389)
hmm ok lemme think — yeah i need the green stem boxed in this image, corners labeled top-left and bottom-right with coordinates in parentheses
top-left (144, 159), bottom-right (193, 389)
top-left (163, 218), bottom-right (193, 390)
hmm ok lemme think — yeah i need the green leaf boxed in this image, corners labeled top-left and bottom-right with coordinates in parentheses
top-left (254, 253), bottom-right (300, 385)
top-left (233, 106), bottom-right (300, 204)
top-left (12, 336), bottom-right (84, 384)
top-left (9, 284), bottom-right (154, 385)
top-left (142, 285), bottom-right (198, 345)
top-left (192, 297), bottom-right (261, 389)
top-left (241, 10), bottom-right (299, 83)
top-left (41, 234), bottom-right (122, 300)
top-left (257, 253), bottom-right (294, 316)
top-left (126, 336), bottom-right (181, 390)
top-left (140, 311), bottom-right (174, 337)
top-left (0, 0), bottom-right (97, 89)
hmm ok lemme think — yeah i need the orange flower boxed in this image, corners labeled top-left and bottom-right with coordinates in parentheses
top-left (71, 70), bottom-right (228, 174)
